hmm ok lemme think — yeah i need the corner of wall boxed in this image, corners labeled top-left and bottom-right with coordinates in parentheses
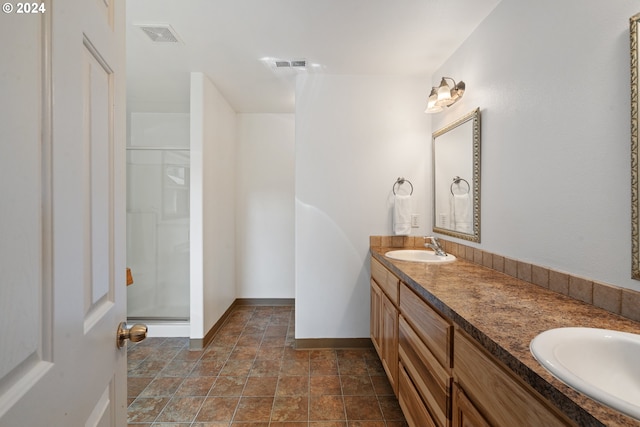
top-left (189, 72), bottom-right (238, 339)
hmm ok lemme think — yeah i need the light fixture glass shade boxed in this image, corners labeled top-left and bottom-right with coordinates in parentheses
top-left (425, 88), bottom-right (442, 113)
top-left (426, 77), bottom-right (465, 113)
top-left (449, 90), bottom-right (460, 103)
top-left (435, 78), bottom-right (454, 107)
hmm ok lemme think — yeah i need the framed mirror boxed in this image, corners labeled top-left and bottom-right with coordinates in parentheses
top-left (432, 108), bottom-right (481, 242)
top-left (631, 13), bottom-right (640, 279)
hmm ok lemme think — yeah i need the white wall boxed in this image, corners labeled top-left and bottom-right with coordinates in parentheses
top-left (190, 72), bottom-right (237, 340)
top-left (236, 114), bottom-right (295, 298)
top-left (432, 0), bottom-right (640, 290)
top-left (295, 74), bottom-right (430, 339)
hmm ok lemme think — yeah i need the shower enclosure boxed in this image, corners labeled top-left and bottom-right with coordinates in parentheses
top-left (126, 130), bottom-right (190, 321)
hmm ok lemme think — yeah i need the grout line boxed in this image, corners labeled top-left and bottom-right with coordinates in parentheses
top-left (128, 305), bottom-right (401, 426)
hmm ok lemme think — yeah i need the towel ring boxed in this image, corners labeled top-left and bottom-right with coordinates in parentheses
top-left (393, 177), bottom-right (413, 195)
top-left (450, 176), bottom-right (470, 196)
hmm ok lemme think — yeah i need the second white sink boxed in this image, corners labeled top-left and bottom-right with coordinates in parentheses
top-left (530, 327), bottom-right (640, 420)
top-left (385, 249), bottom-right (456, 264)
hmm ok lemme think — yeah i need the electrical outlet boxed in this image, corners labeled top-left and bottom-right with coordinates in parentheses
top-left (411, 214), bottom-right (419, 228)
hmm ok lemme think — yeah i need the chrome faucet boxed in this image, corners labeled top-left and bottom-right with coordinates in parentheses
top-left (424, 236), bottom-right (447, 256)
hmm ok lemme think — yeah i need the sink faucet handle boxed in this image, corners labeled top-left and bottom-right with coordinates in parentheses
top-left (423, 236), bottom-right (447, 256)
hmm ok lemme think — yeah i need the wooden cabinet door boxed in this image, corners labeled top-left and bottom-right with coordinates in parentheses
top-left (371, 279), bottom-right (383, 356)
top-left (381, 292), bottom-right (399, 394)
top-left (453, 383), bottom-right (491, 427)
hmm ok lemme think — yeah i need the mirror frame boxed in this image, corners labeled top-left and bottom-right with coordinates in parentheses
top-left (432, 107), bottom-right (481, 242)
top-left (632, 13), bottom-right (640, 279)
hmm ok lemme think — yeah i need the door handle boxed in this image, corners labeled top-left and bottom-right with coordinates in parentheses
top-left (116, 322), bottom-right (147, 348)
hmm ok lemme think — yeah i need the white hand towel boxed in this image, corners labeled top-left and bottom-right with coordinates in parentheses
top-left (451, 192), bottom-right (472, 233)
top-left (393, 194), bottom-right (412, 236)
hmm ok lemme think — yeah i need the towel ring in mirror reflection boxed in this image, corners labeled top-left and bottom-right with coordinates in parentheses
top-left (450, 176), bottom-right (470, 195)
top-left (393, 177), bottom-right (413, 195)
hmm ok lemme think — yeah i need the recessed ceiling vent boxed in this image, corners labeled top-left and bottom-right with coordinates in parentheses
top-left (274, 59), bottom-right (307, 69)
top-left (138, 24), bottom-right (182, 43)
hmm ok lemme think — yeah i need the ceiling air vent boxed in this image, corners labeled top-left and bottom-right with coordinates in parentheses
top-left (272, 59), bottom-right (307, 69)
top-left (138, 24), bottom-right (182, 43)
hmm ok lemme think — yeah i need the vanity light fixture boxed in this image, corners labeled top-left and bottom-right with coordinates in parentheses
top-left (425, 77), bottom-right (466, 114)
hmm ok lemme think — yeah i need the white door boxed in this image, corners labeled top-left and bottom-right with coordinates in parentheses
top-left (0, 0), bottom-right (131, 425)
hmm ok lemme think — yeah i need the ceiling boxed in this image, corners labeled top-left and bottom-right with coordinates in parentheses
top-left (126, 0), bottom-right (501, 114)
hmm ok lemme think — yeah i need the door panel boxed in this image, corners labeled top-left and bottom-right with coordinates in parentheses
top-left (86, 381), bottom-right (116, 427)
top-left (83, 37), bottom-right (115, 326)
top-left (0, 0), bottom-right (127, 425)
top-left (0, 1), bottom-right (54, 418)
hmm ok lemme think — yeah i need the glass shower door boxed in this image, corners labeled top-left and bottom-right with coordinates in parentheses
top-left (126, 148), bottom-right (190, 320)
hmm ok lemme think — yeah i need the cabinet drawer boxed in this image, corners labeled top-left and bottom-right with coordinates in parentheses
top-left (371, 258), bottom-right (399, 305)
top-left (398, 362), bottom-right (437, 427)
top-left (400, 283), bottom-right (452, 368)
top-left (454, 329), bottom-right (575, 427)
top-left (399, 316), bottom-right (451, 427)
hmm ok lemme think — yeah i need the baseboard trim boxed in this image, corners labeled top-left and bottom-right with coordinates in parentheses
top-left (190, 298), bottom-right (370, 350)
top-left (295, 338), bottom-right (374, 350)
top-left (189, 298), bottom-right (295, 350)
top-left (189, 300), bottom-right (239, 350)
top-left (234, 298), bottom-right (295, 306)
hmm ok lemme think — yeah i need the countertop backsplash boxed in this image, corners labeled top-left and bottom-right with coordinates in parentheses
top-left (370, 235), bottom-right (640, 323)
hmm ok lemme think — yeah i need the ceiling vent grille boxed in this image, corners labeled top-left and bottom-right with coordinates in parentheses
top-left (273, 59), bottom-right (307, 69)
top-left (138, 25), bottom-right (181, 43)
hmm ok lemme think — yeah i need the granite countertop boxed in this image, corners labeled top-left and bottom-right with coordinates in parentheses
top-left (370, 246), bottom-right (640, 427)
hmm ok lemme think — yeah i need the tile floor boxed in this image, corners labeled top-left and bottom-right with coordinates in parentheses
top-left (127, 305), bottom-right (408, 426)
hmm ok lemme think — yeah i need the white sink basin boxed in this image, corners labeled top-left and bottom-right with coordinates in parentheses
top-left (384, 249), bottom-right (456, 264)
top-left (530, 327), bottom-right (640, 420)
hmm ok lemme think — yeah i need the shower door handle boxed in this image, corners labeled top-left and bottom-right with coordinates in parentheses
top-left (116, 322), bottom-right (148, 348)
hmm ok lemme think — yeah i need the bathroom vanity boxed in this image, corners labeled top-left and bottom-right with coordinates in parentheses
top-left (370, 245), bottom-right (640, 427)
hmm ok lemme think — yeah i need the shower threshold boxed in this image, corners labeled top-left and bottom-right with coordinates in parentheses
top-left (127, 317), bottom-right (190, 338)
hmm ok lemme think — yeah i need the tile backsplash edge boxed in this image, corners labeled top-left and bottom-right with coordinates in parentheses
top-left (370, 235), bottom-right (640, 323)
